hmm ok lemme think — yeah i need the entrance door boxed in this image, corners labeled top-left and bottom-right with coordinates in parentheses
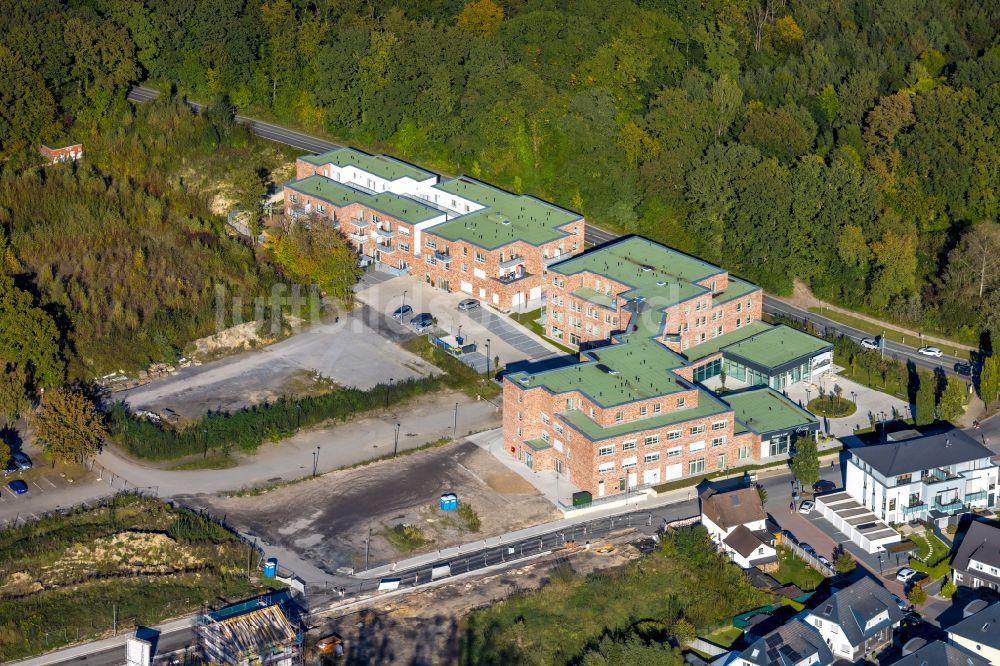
top-left (525, 453), bottom-right (533, 470)
top-left (627, 473), bottom-right (637, 489)
top-left (555, 459), bottom-right (563, 475)
top-left (598, 480), bottom-right (605, 497)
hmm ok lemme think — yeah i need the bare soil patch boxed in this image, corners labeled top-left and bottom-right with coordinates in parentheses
top-left (191, 440), bottom-right (558, 574)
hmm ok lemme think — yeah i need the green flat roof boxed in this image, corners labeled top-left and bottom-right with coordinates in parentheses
top-left (572, 287), bottom-right (616, 309)
top-left (713, 277), bottom-right (761, 304)
top-left (723, 388), bottom-right (817, 435)
top-left (550, 237), bottom-right (723, 307)
top-left (559, 393), bottom-right (728, 441)
top-left (300, 148), bottom-right (434, 182)
top-left (429, 177), bottom-right (581, 249)
top-left (508, 334), bottom-right (688, 408)
top-left (287, 175), bottom-right (442, 225)
top-left (524, 438), bottom-right (551, 451)
top-left (721, 325), bottom-right (832, 370)
top-left (684, 321), bottom-right (774, 362)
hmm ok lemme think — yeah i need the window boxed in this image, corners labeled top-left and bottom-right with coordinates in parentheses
top-left (712, 420), bottom-right (727, 431)
top-left (653, 403), bottom-right (661, 414)
top-left (639, 406), bottom-right (647, 417)
top-left (677, 397), bottom-right (686, 408)
top-left (599, 445), bottom-right (615, 457)
top-left (399, 242), bottom-right (410, 252)
top-left (598, 461), bottom-right (615, 472)
top-left (317, 204), bottom-right (325, 213)
top-left (554, 423), bottom-right (564, 434)
top-left (690, 424), bottom-right (706, 435)
top-left (398, 226), bottom-right (410, 235)
top-left (460, 262), bottom-right (467, 272)
top-left (737, 446), bottom-right (751, 460)
top-left (736, 303), bottom-right (742, 313)
top-left (667, 430), bottom-right (681, 440)
top-left (746, 298), bottom-right (752, 309)
top-left (689, 458), bottom-right (705, 475)
top-left (718, 453), bottom-right (726, 469)
top-left (644, 434), bottom-right (660, 446)
top-left (711, 436), bottom-right (727, 447)
top-left (888, 498), bottom-right (896, 511)
top-left (667, 447), bottom-right (682, 458)
top-left (644, 452), bottom-right (660, 463)
top-left (615, 411), bottom-right (624, 423)
top-left (540, 431), bottom-right (550, 443)
top-left (622, 457), bottom-right (637, 469)
top-left (289, 194), bottom-right (298, 202)
top-left (474, 251), bottom-right (486, 264)
top-left (425, 237), bottom-right (437, 249)
top-left (895, 474), bottom-right (912, 485)
top-left (541, 413), bottom-right (550, 425)
top-left (735, 318), bottom-right (742, 329)
top-left (689, 441), bottom-right (705, 452)
top-left (622, 440), bottom-right (637, 451)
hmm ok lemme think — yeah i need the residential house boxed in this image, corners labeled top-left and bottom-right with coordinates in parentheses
top-left (952, 521), bottom-right (1000, 599)
top-left (731, 619), bottom-right (833, 666)
top-left (844, 430), bottom-right (998, 525)
top-left (888, 640), bottom-right (990, 666)
top-left (802, 576), bottom-right (904, 662)
top-left (39, 143), bottom-right (83, 164)
top-left (948, 602), bottom-right (1000, 665)
top-left (701, 486), bottom-right (777, 568)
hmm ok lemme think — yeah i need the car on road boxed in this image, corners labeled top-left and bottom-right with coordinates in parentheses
top-left (918, 346), bottom-right (943, 358)
top-left (391, 304), bottom-right (413, 319)
top-left (800, 543), bottom-right (816, 556)
top-left (812, 479), bottom-right (836, 493)
top-left (457, 298), bottom-right (480, 311)
top-left (954, 362), bottom-right (972, 376)
top-left (896, 567), bottom-right (918, 583)
top-left (817, 555), bottom-right (832, 568)
top-left (892, 594), bottom-right (909, 611)
top-left (11, 452), bottom-right (31, 470)
top-left (798, 500), bottom-right (815, 514)
top-left (7, 479), bottom-right (28, 494)
top-left (409, 312), bottom-right (434, 330)
top-left (861, 337), bottom-right (880, 350)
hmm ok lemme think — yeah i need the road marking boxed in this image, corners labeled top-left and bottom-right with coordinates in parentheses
top-left (44, 477), bottom-right (58, 488)
top-left (32, 481), bottom-right (45, 492)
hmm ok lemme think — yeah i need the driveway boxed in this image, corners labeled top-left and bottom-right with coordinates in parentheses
top-left (784, 373), bottom-right (909, 438)
top-left (355, 273), bottom-right (563, 368)
top-left (122, 308), bottom-right (435, 418)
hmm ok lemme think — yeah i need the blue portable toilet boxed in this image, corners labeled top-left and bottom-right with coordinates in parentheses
top-left (263, 558), bottom-right (277, 578)
top-left (439, 493), bottom-right (458, 511)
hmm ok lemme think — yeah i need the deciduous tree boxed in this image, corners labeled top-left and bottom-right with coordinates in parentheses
top-left (790, 435), bottom-right (820, 488)
top-left (915, 373), bottom-right (936, 426)
top-left (456, 0), bottom-right (504, 37)
top-left (937, 377), bottom-right (967, 422)
top-left (33, 387), bottom-right (107, 464)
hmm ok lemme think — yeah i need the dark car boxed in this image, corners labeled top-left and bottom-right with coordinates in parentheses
top-left (7, 479), bottom-right (28, 495)
top-left (410, 312), bottom-right (434, 330)
top-left (780, 530), bottom-right (798, 546)
top-left (813, 479), bottom-right (836, 493)
top-left (11, 452), bottom-right (31, 471)
top-left (954, 362), bottom-right (972, 377)
top-left (800, 543), bottom-right (816, 556)
top-left (391, 304), bottom-right (413, 319)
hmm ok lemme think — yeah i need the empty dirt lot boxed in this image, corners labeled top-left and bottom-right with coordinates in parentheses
top-left (191, 440), bottom-right (558, 574)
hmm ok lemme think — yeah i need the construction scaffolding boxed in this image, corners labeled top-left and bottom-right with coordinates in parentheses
top-left (196, 596), bottom-right (303, 666)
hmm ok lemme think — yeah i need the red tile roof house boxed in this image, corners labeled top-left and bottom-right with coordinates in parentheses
top-left (39, 143), bottom-right (83, 164)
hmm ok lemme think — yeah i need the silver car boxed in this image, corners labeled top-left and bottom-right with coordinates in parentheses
top-left (457, 298), bottom-right (480, 311)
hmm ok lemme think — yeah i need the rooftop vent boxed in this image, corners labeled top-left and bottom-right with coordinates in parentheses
top-left (641, 265), bottom-right (653, 272)
top-left (656, 281), bottom-right (666, 286)
top-left (502, 219), bottom-right (511, 225)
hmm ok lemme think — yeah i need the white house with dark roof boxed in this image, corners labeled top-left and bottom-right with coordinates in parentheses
top-left (948, 602), bottom-right (1000, 664)
top-left (952, 521), bottom-right (1000, 599)
top-left (844, 430), bottom-right (998, 525)
top-left (802, 576), bottom-right (904, 662)
top-left (701, 486), bottom-right (777, 568)
top-left (731, 619), bottom-right (833, 666)
top-left (888, 640), bottom-right (990, 666)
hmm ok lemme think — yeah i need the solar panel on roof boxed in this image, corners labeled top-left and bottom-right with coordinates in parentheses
top-left (766, 634), bottom-right (782, 647)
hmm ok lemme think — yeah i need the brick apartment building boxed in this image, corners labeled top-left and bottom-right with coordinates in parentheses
top-left (285, 148), bottom-right (583, 311)
top-left (39, 143), bottom-right (83, 164)
top-left (503, 237), bottom-right (829, 499)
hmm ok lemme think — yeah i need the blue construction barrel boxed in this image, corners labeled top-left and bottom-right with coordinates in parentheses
top-left (263, 558), bottom-right (277, 577)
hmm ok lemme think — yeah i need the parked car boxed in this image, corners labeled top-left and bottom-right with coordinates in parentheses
top-left (798, 500), bottom-right (815, 514)
top-left (391, 304), bottom-right (412, 319)
top-left (812, 479), bottom-right (836, 493)
top-left (6, 479), bottom-right (28, 495)
top-left (817, 555), bottom-right (832, 568)
top-left (800, 543), bottom-right (816, 556)
top-left (409, 312), bottom-right (434, 330)
top-left (861, 337), bottom-right (880, 350)
top-left (896, 567), bottom-right (918, 583)
top-left (780, 530), bottom-right (798, 546)
top-left (11, 452), bottom-right (31, 471)
top-left (917, 346), bottom-right (943, 358)
top-left (892, 594), bottom-right (909, 611)
top-left (954, 362), bottom-right (972, 376)
top-left (457, 298), bottom-right (480, 311)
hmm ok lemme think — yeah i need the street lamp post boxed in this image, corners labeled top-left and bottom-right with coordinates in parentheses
top-left (453, 402), bottom-right (458, 440)
top-left (386, 377), bottom-right (393, 408)
top-left (312, 446), bottom-right (320, 477)
top-left (485, 338), bottom-right (491, 378)
top-left (393, 422), bottom-right (401, 456)
top-left (806, 388), bottom-right (812, 405)
top-left (401, 290), bottom-right (407, 313)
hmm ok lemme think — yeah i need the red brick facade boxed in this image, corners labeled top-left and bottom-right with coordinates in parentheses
top-left (39, 144), bottom-right (83, 164)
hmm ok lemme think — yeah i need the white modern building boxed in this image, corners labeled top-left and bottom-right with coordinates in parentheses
top-left (845, 430), bottom-right (998, 526)
top-left (701, 486), bottom-right (777, 568)
top-left (803, 577), bottom-right (904, 662)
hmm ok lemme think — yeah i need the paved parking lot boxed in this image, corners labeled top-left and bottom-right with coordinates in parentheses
top-left (0, 461), bottom-right (114, 527)
top-left (355, 272), bottom-right (563, 368)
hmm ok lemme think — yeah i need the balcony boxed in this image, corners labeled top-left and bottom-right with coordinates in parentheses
top-left (348, 232), bottom-right (368, 243)
top-left (434, 251), bottom-right (453, 263)
top-left (350, 217), bottom-right (371, 229)
top-left (965, 491), bottom-right (988, 503)
top-left (902, 503), bottom-right (927, 515)
top-left (499, 255), bottom-right (526, 270)
top-left (934, 498), bottom-right (963, 512)
top-left (375, 242), bottom-right (395, 254)
top-left (495, 270), bottom-right (530, 285)
top-left (374, 227), bottom-right (395, 239)
top-left (922, 470), bottom-right (959, 485)
top-left (544, 254), bottom-right (567, 267)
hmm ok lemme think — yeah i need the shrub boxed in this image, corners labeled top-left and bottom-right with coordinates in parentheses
top-left (908, 586), bottom-right (927, 606)
top-left (940, 578), bottom-right (956, 599)
top-left (457, 501), bottom-right (481, 532)
top-left (834, 551), bottom-right (856, 574)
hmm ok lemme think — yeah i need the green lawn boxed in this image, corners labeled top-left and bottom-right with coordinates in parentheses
top-left (703, 625), bottom-right (743, 648)
top-left (459, 527), bottom-right (770, 665)
top-left (773, 547), bottom-right (825, 591)
top-left (807, 395), bottom-right (857, 418)
top-left (808, 307), bottom-right (968, 358)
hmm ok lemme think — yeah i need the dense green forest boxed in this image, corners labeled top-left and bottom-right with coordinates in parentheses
top-left (0, 0), bottom-right (998, 347)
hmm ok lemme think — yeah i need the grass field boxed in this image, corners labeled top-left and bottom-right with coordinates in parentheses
top-left (807, 395), bottom-right (857, 418)
top-left (0, 494), bottom-right (276, 661)
top-left (773, 547), bottom-right (825, 591)
top-left (458, 526), bottom-right (770, 665)
top-left (808, 307), bottom-right (968, 358)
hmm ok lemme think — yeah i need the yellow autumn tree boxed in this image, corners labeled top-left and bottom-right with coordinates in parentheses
top-left (456, 0), bottom-right (504, 37)
top-left (617, 121), bottom-right (662, 168)
top-left (269, 222), bottom-right (362, 305)
top-left (774, 15), bottom-right (804, 49)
